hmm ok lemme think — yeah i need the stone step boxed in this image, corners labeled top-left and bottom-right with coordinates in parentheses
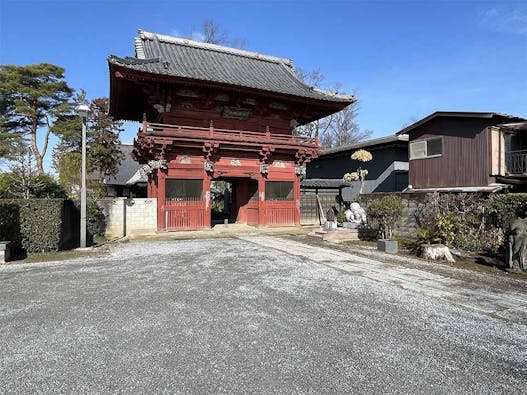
top-left (323, 231), bottom-right (360, 244)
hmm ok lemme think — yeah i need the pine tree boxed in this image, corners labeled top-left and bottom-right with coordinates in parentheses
top-left (53, 94), bottom-right (123, 196)
top-left (0, 63), bottom-right (74, 174)
top-left (87, 98), bottom-right (124, 181)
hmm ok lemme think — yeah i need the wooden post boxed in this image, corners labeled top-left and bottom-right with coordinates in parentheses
top-left (203, 170), bottom-right (211, 229)
top-left (258, 175), bottom-right (266, 226)
top-left (142, 113), bottom-right (148, 134)
top-left (209, 120), bottom-right (214, 138)
top-left (157, 170), bottom-right (166, 230)
top-left (294, 175), bottom-right (301, 225)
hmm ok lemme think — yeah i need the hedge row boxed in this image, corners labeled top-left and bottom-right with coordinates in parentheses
top-left (0, 199), bottom-right (79, 256)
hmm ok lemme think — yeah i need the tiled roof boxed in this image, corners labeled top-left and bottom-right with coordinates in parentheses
top-left (104, 144), bottom-right (143, 186)
top-left (319, 134), bottom-right (408, 157)
top-left (301, 178), bottom-right (351, 188)
top-left (108, 30), bottom-right (354, 103)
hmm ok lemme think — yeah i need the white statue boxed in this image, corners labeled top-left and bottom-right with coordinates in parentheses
top-left (345, 202), bottom-right (367, 225)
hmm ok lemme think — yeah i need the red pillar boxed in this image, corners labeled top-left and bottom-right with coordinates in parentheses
top-left (147, 174), bottom-right (157, 198)
top-left (258, 175), bottom-right (266, 226)
top-left (203, 170), bottom-right (211, 229)
top-left (157, 170), bottom-right (166, 230)
top-left (293, 175), bottom-right (301, 225)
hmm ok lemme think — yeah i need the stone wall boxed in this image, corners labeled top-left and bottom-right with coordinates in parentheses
top-left (359, 192), bottom-right (428, 237)
top-left (98, 198), bottom-right (157, 238)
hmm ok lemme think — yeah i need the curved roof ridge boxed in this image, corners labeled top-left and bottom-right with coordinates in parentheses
top-left (134, 36), bottom-right (145, 59)
top-left (108, 55), bottom-right (160, 65)
top-left (279, 62), bottom-right (356, 102)
top-left (138, 29), bottom-right (293, 65)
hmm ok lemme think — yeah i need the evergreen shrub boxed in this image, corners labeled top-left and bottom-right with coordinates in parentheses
top-left (485, 193), bottom-right (527, 229)
top-left (366, 195), bottom-right (404, 239)
top-left (0, 199), bottom-right (79, 256)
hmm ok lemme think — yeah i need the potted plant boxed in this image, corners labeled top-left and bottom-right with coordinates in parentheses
top-left (336, 211), bottom-right (346, 227)
top-left (366, 195), bottom-right (404, 253)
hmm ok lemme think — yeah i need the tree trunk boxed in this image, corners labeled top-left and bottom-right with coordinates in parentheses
top-left (35, 154), bottom-right (44, 175)
top-left (30, 132), bottom-right (44, 175)
top-left (29, 103), bottom-right (45, 176)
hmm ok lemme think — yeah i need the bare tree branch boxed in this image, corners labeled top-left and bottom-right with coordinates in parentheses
top-left (294, 69), bottom-right (371, 148)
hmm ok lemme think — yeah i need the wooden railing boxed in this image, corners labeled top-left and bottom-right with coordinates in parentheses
top-left (506, 149), bottom-right (527, 175)
top-left (142, 121), bottom-right (318, 147)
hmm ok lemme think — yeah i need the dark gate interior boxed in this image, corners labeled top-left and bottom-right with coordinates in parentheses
top-left (212, 178), bottom-right (258, 226)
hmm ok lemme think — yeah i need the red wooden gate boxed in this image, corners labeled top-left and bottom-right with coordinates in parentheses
top-left (264, 201), bottom-right (296, 226)
top-left (165, 200), bottom-right (206, 231)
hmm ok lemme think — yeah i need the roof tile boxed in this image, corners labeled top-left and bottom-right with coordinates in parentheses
top-left (108, 30), bottom-right (354, 103)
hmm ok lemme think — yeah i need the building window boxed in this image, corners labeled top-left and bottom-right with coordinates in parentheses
top-left (165, 179), bottom-right (203, 201)
top-left (410, 137), bottom-right (443, 159)
top-left (265, 181), bottom-right (294, 201)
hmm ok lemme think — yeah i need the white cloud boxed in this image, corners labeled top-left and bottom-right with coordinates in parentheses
top-left (479, 6), bottom-right (527, 36)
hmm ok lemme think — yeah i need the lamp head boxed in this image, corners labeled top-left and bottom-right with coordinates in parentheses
top-left (76, 104), bottom-right (91, 118)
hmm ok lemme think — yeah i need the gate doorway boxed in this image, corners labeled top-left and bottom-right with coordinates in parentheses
top-left (211, 178), bottom-right (258, 227)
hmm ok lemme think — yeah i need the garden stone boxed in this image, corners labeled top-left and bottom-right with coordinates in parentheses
top-left (343, 222), bottom-right (360, 229)
top-left (507, 218), bottom-right (527, 272)
top-left (0, 241), bottom-right (11, 264)
top-left (420, 244), bottom-right (455, 262)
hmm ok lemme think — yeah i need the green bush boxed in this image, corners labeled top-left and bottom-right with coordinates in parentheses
top-left (0, 202), bottom-right (22, 252)
top-left (436, 212), bottom-right (465, 246)
top-left (0, 172), bottom-right (67, 199)
top-left (415, 192), bottom-right (519, 254)
top-left (87, 199), bottom-right (105, 237)
top-left (416, 228), bottom-right (441, 245)
top-left (366, 195), bottom-right (404, 239)
top-left (0, 199), bottom-right (79, 256)
top-left (484, 193), bottom-right (527, 229)
top-left (336, 211), bottom-right (346, 224)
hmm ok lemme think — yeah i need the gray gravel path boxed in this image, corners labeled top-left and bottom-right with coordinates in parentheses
top-left (0, 238), bottom-right (526, 394)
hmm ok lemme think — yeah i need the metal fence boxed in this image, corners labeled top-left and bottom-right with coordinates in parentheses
top-left (506, 150), bottom-right (527, 175)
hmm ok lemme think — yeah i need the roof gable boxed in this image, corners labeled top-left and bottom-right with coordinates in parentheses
top-left (397, 111), bottom-right (527, 135)
top-left (105, 144), bottom-right (141, 186)
top-left (319, 134), bottom-right (408, 157)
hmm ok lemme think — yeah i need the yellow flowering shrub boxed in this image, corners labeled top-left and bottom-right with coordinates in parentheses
top-left (351, 149), bottom-right (373, 162)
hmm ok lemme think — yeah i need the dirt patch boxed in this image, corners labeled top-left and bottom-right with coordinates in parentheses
top-left (8, 245), bottom-right (110, 265)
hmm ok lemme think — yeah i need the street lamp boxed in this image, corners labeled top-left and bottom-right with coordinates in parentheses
top-left (76, 104), bottom-right (91, 248)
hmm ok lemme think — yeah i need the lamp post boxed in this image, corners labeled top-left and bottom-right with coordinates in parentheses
top-left (76, 104), bottom-right (91, 248)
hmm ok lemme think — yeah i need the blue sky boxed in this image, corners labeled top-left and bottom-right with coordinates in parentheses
top-left (1, 0), bottom-right (526, 172)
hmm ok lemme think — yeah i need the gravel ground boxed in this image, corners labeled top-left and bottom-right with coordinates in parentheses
top-left (0, 238), bottom-right (526, 394)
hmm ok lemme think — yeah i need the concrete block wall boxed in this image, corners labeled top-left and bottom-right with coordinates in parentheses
top-left (98, 198), bottom-right (157, 238)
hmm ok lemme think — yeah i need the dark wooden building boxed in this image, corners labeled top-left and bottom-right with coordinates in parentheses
top-left (108, 30), bottom-right (353, 230)
top-left (103, 144), bottom-right (147, 198)
top-left (305, 134), bottom-right (409, 200)
top-left (397, 112), bottom-right (527, 191)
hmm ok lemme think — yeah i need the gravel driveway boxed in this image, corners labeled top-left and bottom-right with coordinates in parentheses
top-left (0, 238), bottom-right (526, 393)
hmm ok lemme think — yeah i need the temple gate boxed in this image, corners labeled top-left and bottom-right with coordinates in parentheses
top-left (108, 30), bottom-right (354, 231)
